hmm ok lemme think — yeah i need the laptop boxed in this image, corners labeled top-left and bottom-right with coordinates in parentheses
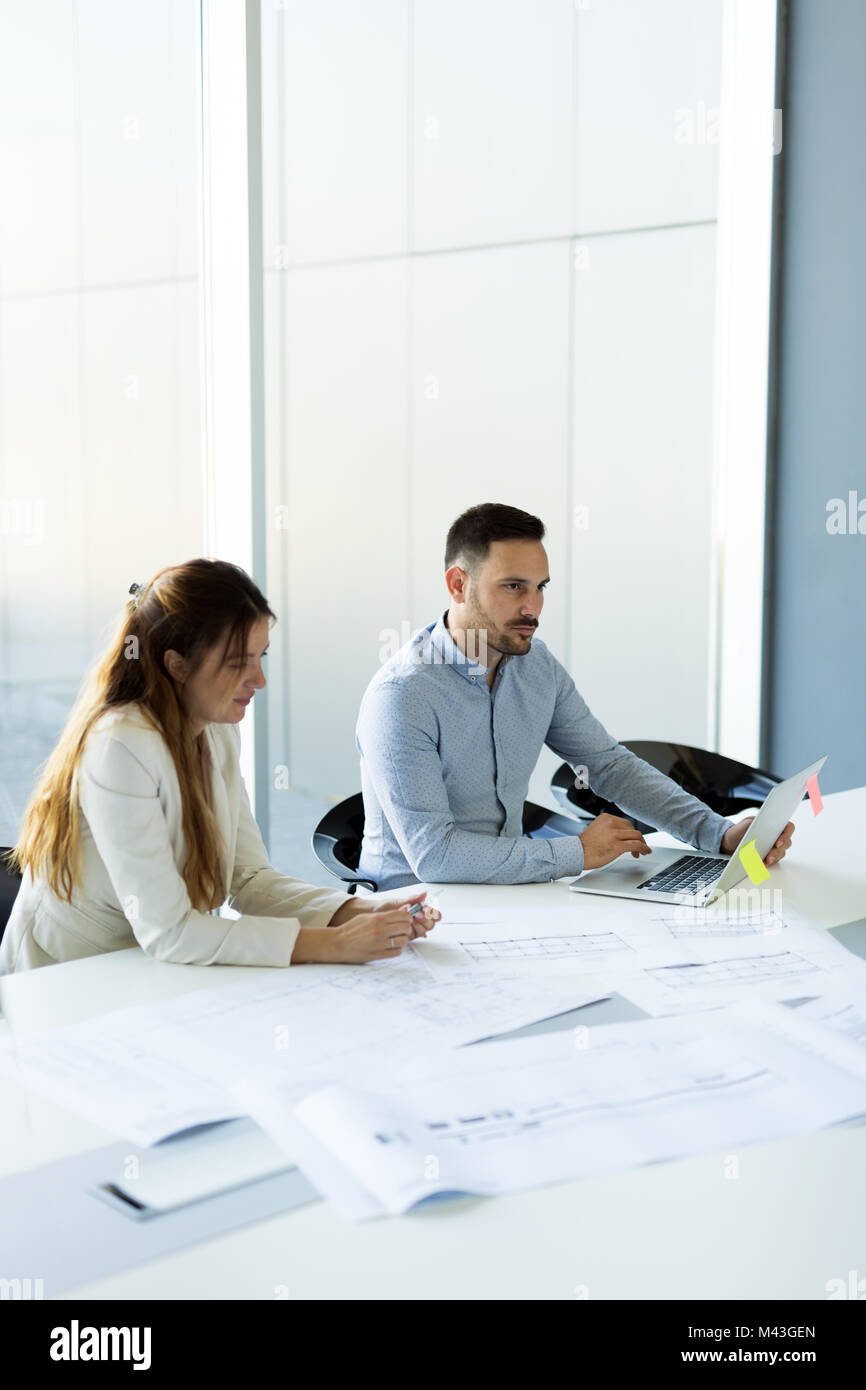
top-left (568, 755), bottom-right (827, 906)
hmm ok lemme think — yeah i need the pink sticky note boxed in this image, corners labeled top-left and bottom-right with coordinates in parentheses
top-left (805, 773), bottom-right (823, 816)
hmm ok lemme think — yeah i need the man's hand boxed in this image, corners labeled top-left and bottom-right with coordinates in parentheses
top-left (721, 817), bottom-right (795, 866)
top-left (579, 812), bottom-right (652, 870)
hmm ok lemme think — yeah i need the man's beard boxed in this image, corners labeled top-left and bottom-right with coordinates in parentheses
top-left (465, 602), bottom-right (537, 659)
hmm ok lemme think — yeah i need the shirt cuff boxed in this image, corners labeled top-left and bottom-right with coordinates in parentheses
top-left (704, 814), bottom-right (730, 855)
top-left (549, 833), bottom-right (586, 880)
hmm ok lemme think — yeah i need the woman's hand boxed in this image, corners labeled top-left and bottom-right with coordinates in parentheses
top-left (327, 890), bottom-right (440, 939)
top-left (293, 900), bottom-right (438, 965)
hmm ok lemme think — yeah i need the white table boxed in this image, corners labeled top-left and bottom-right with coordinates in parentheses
top-left (2, 787), bottom-right (865, 1300)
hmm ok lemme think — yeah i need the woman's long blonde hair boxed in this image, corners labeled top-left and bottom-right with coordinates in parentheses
top-left (11, 558), bottom-right (275, 910)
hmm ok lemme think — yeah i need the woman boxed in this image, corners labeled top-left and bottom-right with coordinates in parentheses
top-left (0, 559), bottom-right (439, 974)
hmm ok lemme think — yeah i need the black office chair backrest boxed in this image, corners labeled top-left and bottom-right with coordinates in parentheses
top-left (312, 794), bottom-right (378, 892)
top-left (0, 848), bottom-right (23, 946)
top-left (551, 741), bottom-right (782, 830)
top-left (311, 796), bottom-right (580, 891)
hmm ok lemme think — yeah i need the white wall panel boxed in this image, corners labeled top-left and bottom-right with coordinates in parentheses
top-left (271, 260), bottom-right (410, 799)
top-left (0, 1), bottom-right (78, 296)
top-left (0, 295), bottom-right (87, 679)
top-left (575, 0), bottom-right (722, 234)
top-left (77, 0), bottom-right (199, 284)
top-left (570, 223), bottom-right (717, 748)
top-left (78, 282), bottom-right (203, 643)
top-left (413, 0), bottom-right (573, 251)
top-left (267, 0), bottom-right (408, 268)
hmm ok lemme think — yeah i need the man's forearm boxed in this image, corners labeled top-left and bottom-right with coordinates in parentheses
top-left (399, 820), bottom-right (587, 884)
top-left (590, 750), bottom-right (729, 853)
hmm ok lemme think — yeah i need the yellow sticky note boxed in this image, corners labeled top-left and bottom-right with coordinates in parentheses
top-left (739, 839), bottom-right (770, 885)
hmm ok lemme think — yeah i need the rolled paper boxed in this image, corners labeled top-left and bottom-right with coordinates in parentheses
top-left (805, 772), bottom-right (824, 816)
top-left (739, 839), bottom-right (770, 885)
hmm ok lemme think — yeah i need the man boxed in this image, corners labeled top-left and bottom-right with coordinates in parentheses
top-left (356, 503), bottom-right (794, 890)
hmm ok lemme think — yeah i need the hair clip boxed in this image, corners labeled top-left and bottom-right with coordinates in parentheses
top-left (128, 582), bottom-right (145, 608)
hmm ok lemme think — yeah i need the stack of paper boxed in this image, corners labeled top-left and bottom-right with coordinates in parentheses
top-left (232, 999), bottom-right (866, 1220)
top-left (0, 952), bottom-right (607, 1145)
top-left (5, 894), bottom-right (866, 1224)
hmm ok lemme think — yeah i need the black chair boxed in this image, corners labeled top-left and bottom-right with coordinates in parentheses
top-left (550, 742), bottom-right (783, 833)
top-left (312, 794), bottom-right (377, 892)
top-left (312, 794), bottom-right (581, 892)
top-left (0, 848), bottom-right (22, 947)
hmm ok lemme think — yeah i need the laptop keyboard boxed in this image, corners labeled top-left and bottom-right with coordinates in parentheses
top-left (636, 854), bottom-right (725, 896)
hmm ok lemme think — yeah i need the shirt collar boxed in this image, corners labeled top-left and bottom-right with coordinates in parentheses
top-left (429, 613), bottom-right (509, 685)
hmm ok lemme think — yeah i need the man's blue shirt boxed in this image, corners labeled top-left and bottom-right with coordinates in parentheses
top-left (356, 615), bottom-right (730, 890)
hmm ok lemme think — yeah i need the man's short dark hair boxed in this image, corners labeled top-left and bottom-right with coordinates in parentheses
top-left (444, 503), bottom-right (545, 572)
